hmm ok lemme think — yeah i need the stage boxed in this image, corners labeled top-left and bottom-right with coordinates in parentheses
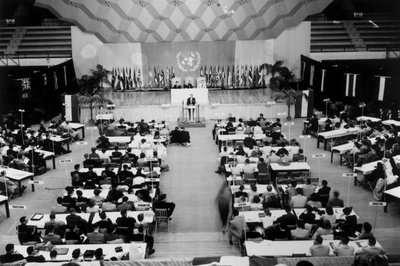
top-left (79, 88), bottom-right (294, 123)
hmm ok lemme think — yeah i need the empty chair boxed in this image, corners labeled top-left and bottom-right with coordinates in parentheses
top-left (154, 208), bottom-right (169, 232)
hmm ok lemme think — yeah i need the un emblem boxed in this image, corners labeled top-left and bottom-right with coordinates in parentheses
top-left (176, 50), bottom-right (201, 72)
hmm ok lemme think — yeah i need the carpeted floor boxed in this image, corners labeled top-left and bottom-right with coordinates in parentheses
top-left (1, 119), bottom-right (400, 258)
top-left (160, 126), bottom-right (226, 233)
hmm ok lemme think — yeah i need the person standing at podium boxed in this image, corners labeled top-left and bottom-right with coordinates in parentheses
top-left (186, 94), bottom-right (196, 121)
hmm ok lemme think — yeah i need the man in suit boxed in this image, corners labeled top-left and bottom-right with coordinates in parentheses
top-left (310, 236), bottom-right (330, 256)
top-left (153, 194), bottom-right (175, 218)
top-left (355, 236), bottom-right (386, 255)
top-left (0, 244), bottom-right (25, 264)
top-left (276, 206), bottom-right (297, 227)
top-left (116, 209), bottom-right (136, 233)
top-left (42, 224), bottom-right (63, 244)
top-left (186, 94), bottom-right (196, 121)
top-left (228, 210), bottom-right (245, 245)
top-left (25, 246), bottom-right (45, 262)
top-left (87, 224), bottom-right (105, 244)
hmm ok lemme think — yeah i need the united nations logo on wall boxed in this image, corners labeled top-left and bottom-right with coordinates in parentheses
top-left (176, 50), bottom-right (201, 72)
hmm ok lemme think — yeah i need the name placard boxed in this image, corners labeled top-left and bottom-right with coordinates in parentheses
top-left (59, 159), bottom-right (73, 163)
top-left (312, 154), bottom-right (326, 158)
top-left (28, 180), bottom-right (44, 185)
top-left (342, 173), bottom-right (357, 177)
top-left (86, 127), bottom-right (98, 130)
top-left (369, 202), bottom-right (387, 207)
top-left (299, 135), bottom-right (312, 139)
top-left (11, 205), bottom-right (27, 209)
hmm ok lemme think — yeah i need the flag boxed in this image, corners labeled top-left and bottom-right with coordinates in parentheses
top-left (236, 65), bottom-right (240, 87)
top-left (63, 66), bottom-right (67, 86)
top-left (227, 66), bottom-right (231, 87)
top-left (320, 69), bottom-right (326, 92)
top-left (122, 67), bottom-right (127, 90)
top-left (221, 66), bottom-right (226, 88)
top-left (42, 73), bottom-right (47, 86)
top-left (129, 68), bottom-right (137, 90)
top-left (344, 73), bottom-right (358, 97)
top-left (16, 77), bottom-right (31, 100)
top-left (154, 67), bottom-right (158, 86)
top-left (165, 67), bottom-right (170, 88)
top-left (375, 75), bottom-right (391, 101)
top-left (248, 65), bottom-right (253, 85)
top-left (171, 66), bottom-right (175, 79)
top-left (111, 68), bottom-right (116, 88)
top-left (302, 61), bottom-right (306, 81)
top-left (253, 65), bottom-right (258, 87)
top-left (137, 68), bottom-right (142, 88)
top-left (309, 65), bottom-right (315, 86)
top-left (53, 71), bottom-right (58, 90)
top-left (160, 69), bottom-right (164, 87)
top-left (200, 66), bottom-right (204, 77)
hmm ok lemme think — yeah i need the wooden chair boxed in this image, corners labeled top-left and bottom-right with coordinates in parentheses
top-left (154, 208), bottom-right (169, 232)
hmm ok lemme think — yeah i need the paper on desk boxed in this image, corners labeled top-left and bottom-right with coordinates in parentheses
top-left (220, 256), bottom-right (250, 266)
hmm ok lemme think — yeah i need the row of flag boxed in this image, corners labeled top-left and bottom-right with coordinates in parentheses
top-left (199, 65), bottom-right (268, 88)
top-left (109, 67), bottom-right (143, 91)
top-left (109, 65), bottom-right (271, 90)
top-left (306, 61), bottom-right (392, 101)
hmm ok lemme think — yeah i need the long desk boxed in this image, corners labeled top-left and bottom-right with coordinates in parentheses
top-left (293, 207), bottom-right (359, 221)
top-left (1, 145), bottom-right (56, 169)
top-left (330, 137), bottom-right (378, 166)
top-left (239, 210), bottom-right (286, 224)
top-left (27, 210), bottom-right (154, 229)
top-left (357, 116), bottom-right (381, 123)
top-left (230, 184), bottom-right (277, 195)
top-left (270, 162), bottom-right (311, 173)
top-left (107, 136), bottom-right (132, 144)
top-left (69, 122), bottom-right (86, 139)
top-left (65, 188), bottom-right (156, 203)
top-left (79, 167), bottom-right (161, 176)
top-left (14, 243), bottom-right (146, 261)
top-left (0, 195), bottom-right (9, 218)
top-left (383, 119), bottom-right (400, 127)
top-left (217, 134), bottom-right (266, 150)
top-left (0, 166), bottom-right (35, 195)
top-left (317, 127), bottom-right (361, 150)
top-left (245, 239), bottom-right (380, 257)
top-left (384, 186), bottom-right (400, 212)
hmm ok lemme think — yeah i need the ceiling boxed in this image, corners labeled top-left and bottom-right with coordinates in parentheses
top-left (34, 0), bottom-right (333, 43)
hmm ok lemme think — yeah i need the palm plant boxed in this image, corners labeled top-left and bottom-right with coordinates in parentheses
top-left (272, 88), bottom-right (297, 120)
top-left (77, 64), bottom-right (112, 124)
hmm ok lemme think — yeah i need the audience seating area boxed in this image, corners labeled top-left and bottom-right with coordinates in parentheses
top-left (311, 20), bottom-right (400, 52)
top-left (0, 26), bottom-right (71, 59)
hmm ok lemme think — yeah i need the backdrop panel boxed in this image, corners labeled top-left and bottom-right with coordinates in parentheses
top-left (140, 41), bottom-right (235, 86)
top-left (71, 27), bottom-right (142, 78)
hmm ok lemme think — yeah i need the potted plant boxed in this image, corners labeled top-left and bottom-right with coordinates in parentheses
top-left (272, 88), bottom-right (297, 121)
top-left (77, 64), bottom-right (112, 124)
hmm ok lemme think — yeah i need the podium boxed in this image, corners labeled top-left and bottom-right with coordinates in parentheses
top-left (181, 102), bottom-right (200, 123)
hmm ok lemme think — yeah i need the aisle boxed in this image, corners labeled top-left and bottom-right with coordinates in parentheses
top-left (160, 123), bottom-right (225, 233)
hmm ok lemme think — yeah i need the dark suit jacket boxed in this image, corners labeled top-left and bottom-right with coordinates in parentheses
top-left (187, 97), bottom-right (196, 106)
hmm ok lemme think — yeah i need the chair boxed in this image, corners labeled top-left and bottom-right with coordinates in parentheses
top-left (309, 177), bottom-right (320, 185)
top-left (110, 156), bottom-right (122, 164)
top-left (154, 208), bottom-right (169, 232)
top-left (291, 171), bottom-right (303, 178)
top-left (116, 226), bottom-right (131, 236)
top-left (243, 172), bottom-right (256, 184)
top-left (319, 194), bottom-right (330, 207)
top-left (276, 172), bottom-right (288, 180)
top-left (257, 172), bottom-right (271, 184)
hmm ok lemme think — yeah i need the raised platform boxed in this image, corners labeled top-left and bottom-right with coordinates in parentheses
top-left (178, 118), bottom-right (206, 128)
top-left (80, 88), bottom-right (292, 123)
